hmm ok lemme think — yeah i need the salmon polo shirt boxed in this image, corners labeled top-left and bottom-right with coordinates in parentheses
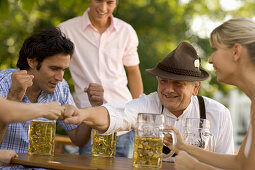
top-left (59, 9), bottom-right (140, 108)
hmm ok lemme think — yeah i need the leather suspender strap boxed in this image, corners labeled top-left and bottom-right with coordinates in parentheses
top-left (197, 95), bottom-right (206, 119)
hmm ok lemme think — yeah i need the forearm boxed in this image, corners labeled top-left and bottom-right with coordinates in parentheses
top-left (0, 103), bottom-right (43, 142)
top-left (126, 65), bottom-right (143, 99)
top-left (6, 93), bottom-right (20, 102)
top-left (67, 124), bottom-right (92, 147)
top-left (183, 144), bottom-right (240, 169)
top-left (6, 89), bottom-right (25, 102)
top-left (194, 161), bottom-right (222, 170)
top-left (0, 99), bottom-right (43, 123)
top-left (80, 106), bottom-right (110, 131)
top-left (0, 123), bottom-right (8, 143)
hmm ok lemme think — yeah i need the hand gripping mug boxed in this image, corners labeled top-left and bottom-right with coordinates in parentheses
top-left (133, 113), bottom-right (176, 168)
top-left (163, 114), bottom-right (178, 161)
top-left (28, 118), bottom-right (56, 156)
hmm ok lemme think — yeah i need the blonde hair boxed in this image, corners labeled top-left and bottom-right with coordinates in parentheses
top-left (210, 18), bottom-right (255, 62)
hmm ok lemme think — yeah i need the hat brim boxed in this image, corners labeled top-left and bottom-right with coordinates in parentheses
top-left (146, 67), bottom-right (209, 81)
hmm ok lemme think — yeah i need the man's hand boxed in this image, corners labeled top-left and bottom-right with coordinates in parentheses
top-left (84, 83), bottom-right (104, 106)
top-left (175, 151), bottom-right (199, 170)
top-left (62, 105), bottom-right (83, 125)
top-left (0, 149), bottom-right (18, 165)
top-left (39, 102), bottom-right (64, 120)
top-left (7, 70), bottom-right (34, 101)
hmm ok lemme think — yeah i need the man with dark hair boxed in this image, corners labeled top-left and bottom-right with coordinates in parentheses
top-left (0, 27), bottom-right (101, 169)
top-left (17, 27), bottom-right (74, 71)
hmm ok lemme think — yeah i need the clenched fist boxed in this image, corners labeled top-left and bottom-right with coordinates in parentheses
top-left (84, 83), bottom-right (104, 106)
top-left (39, 102), bottom-right (64, 120)
top-left (7, 70), bottom-right (34, 102)
top-left (62, 104), bottom-right (83, 125)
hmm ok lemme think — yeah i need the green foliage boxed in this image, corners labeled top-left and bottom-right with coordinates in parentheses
top-left (0, 0), bottom-right (9, 19)
top-left (0, 0), bottom-right (254, 102)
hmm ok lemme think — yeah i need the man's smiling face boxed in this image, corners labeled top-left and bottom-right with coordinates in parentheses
top-left (157, 76), bottom-right (200, 116)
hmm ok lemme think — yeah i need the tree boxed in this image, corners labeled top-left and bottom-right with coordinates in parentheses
top-left (0, 0), bottom-right (254, 98)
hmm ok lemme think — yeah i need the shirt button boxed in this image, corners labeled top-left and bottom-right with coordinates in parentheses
top-left (176, 118), bottom-right (179, 121)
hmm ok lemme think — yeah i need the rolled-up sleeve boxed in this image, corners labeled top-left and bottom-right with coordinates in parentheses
top-left (102, 102), bottom-right (137, 134)
top-left (122, 25), bottom-right (139, 66)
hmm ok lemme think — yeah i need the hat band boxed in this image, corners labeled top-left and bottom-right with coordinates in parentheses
top-left (158, 63), bottom-right (201, 77)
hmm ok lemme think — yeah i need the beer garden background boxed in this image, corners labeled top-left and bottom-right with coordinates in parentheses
top-left (0, 0), bottom-right (254, 152)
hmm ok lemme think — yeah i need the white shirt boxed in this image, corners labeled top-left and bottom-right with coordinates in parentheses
top-left (103, 92), bottom-right (235, 154)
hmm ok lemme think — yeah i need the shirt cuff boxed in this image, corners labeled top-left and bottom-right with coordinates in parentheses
top-left (101, 103), bottom-right (124, 135)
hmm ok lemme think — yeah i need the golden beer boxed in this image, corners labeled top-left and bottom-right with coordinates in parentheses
top-left (28, 120), bottom-right (56, 156)
top-left (133, 136), bottom-right (163, 168)
top-left (91, 130), bottom-right (117, 157)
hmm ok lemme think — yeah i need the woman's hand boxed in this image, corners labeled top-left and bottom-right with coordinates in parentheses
top-left (175, 151), bottom-right (199, 170)
top-left (0, 149), bottom-right (18, 165)
top-left (163, 125), bottom-right (186, 152)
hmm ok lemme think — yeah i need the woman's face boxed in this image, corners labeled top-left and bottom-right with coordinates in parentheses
top-left (209, 42), bottom-right (236, 84)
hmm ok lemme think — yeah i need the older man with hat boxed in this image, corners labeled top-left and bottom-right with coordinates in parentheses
top-left (62, 41), bottom-right (234, 155)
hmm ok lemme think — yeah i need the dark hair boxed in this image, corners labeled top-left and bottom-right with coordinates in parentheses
top-left (17, 27), bottom-right (74, 70)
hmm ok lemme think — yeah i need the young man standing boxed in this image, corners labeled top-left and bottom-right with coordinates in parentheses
top-left (58, 0), bottom-right (143, 158)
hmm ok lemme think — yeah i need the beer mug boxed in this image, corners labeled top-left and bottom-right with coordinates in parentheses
top-left (133, 113), bottom-right (165, 168)
top-left (28, 118), bottom-right (56, 156)
top-left (91, 129), bottom-right (117, 157)
top-left (184, 118), bottom-right (215, 151)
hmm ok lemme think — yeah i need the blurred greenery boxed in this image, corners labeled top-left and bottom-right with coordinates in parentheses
top-left (0, 0), bottom-right (254, 135)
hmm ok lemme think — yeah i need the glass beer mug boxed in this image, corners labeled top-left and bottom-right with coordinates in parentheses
top-left (184, 118), bottom-right (215, 152)
top-left (133, 113), bottom-right (176, 168)
top-left (91, 129), bottom-right (117, 157)
top-left (28, 118), bottom-right (56, 156)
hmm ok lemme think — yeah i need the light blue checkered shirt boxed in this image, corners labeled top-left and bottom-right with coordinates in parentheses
top-left (0, 69), bottom-right (78, 154)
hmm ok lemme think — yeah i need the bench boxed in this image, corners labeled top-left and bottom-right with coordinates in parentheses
top-left (54, 135), bottom-right (74, 154)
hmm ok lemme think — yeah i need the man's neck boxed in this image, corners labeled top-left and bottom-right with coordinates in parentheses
top-left (89, 16), bottom-right (111, 34)
top-left (171, 110), bottom-right (184, 118)
top-left (25, 86), bottom-right (41, 103)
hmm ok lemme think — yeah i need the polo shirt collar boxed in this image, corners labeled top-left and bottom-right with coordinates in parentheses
top-left (81, 8), bottom-right (92, 30)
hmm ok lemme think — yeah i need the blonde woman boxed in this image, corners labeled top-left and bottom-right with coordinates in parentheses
top-left (164, 17), bottom-right (255, 170)
top-left (0, 97), bottom-right (63, 165)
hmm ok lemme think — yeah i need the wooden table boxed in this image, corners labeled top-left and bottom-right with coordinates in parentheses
top-left (11, 153), bottom-right (175, 170)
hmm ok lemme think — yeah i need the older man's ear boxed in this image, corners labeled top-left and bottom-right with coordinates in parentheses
top-left (192, 81), bottom-right (201, 96)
